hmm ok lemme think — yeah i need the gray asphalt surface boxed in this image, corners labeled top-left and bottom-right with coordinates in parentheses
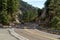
top-left (15, 28), bottom-right (51, 40)
top-left (0, 28), bottom-right (18, 40)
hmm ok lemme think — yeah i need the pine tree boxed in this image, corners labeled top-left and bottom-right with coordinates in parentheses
top-left (0, 0), bottom-right (19, 25)
top-left (7, 0), bottom-right (19, 21)
top-left (45, 0), bottom-right (60, 30)
top-left (0, 0), bottom-right (9, 25)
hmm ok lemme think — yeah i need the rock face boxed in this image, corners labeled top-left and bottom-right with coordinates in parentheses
top-left (14, 10), bottom-right (22, 24)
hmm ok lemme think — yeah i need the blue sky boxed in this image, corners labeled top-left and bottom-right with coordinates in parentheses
top-left (22, 0), bottom-right (46, 9)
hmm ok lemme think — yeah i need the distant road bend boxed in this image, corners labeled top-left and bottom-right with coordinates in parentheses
top-left (14, 24), bottom-right (60, 40)
top-left (15, 28), bottom-right (52, 40)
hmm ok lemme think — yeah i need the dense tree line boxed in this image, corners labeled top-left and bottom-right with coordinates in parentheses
top-left (0, 0), bottom-right (41, 25)
top-left (0, 0), bottom-right (19, 25)
top-left (45, 0), bottom-right (60, 30)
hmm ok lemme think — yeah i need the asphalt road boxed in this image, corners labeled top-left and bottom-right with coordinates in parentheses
top-left (15, 28), bottom-right (51, 40)
top-left (14, 23), bottom-right (60, 40)
top-left (0, 28), bottom-right (18, 40)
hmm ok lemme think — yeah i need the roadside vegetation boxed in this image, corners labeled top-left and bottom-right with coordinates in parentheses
top-left (0, 0), bottom-right (60, 34)
top-left (0, 0), bottom-right (19, 25)
top-left (45, 0), bottom-right (60, 30)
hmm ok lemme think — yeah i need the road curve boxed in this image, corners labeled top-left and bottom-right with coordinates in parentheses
top-left (14, 28), bottom-right (52, 40)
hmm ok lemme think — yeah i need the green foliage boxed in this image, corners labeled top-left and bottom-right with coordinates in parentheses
top-left (50, 16), bottom-right (60, 30)
top-left (45, 0), bottom-right (60, 30)
top-left (7, 0), bottom-right (19, 18)
top-left (1, 11), bottom-right (9, 25)
top-left (50, 16), bottom-right (60, 28)
top-left (0, 0), bottom-right (19, 25)
top-left (57, 22), bottom-right (60, 30)
top-left (0, 0), bottom-right (9, 25)
top-left (19, 0), bottom-right (38, 23)
top-left (21, 10), bottom-right (37, 22)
